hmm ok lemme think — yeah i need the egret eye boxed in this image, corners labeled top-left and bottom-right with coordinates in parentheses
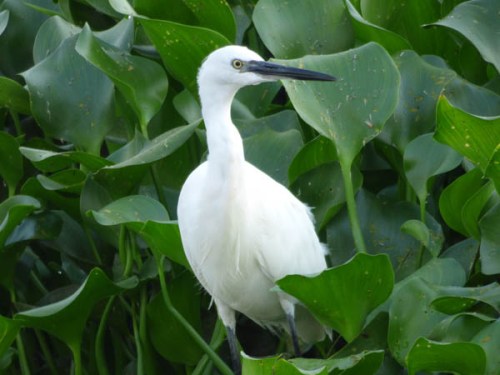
top-left (231, 59), bottom-right (243, 70)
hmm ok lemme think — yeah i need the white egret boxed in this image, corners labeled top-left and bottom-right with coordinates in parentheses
top-left (177, 45), bottom-right (335, 372)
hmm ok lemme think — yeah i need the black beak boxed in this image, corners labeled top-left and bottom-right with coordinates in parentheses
top-left (244, 60), bottom-right (336, 82)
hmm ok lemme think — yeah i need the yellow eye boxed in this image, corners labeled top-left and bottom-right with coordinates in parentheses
top-left (231, 59), bottom-right (243, 70)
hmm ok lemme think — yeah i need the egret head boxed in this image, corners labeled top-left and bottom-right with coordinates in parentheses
top-left (198, 45), bottom-right (335, 91)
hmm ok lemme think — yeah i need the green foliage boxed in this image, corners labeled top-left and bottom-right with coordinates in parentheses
top-left (0, 0), bottom-right (499, 374)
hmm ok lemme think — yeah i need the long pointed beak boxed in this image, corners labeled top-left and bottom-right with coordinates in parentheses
top-left (244, 60), bottom-right (336, 81)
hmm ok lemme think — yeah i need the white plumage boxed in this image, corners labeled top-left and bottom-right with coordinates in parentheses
top-left (177, 45), bottom-right (335, 370)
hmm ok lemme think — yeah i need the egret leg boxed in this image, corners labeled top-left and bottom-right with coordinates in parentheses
top-left (286, 313), bottom-right (301, 356)
top-left (226, 326), bottom-right (241, 374)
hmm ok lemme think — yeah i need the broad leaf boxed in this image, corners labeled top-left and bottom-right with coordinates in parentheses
top-left (479, 203), bottom-right (500, 275)
top-left (277, 42), bottom-right (399, 168)
top-left (0, 316), bottom-right (19, 358)
top-left (15, 268), bottom-right (138, 349)
top-left (0, 132), bottom-right (23, 194)
top-left (433, 0), bottom-right (500, 72)
top-left (0, 195), bottom-right (41, 249)
top-left (0, 77), bottom-right (30, 114)
top-left (472, 319), bottom-right (500, 375)
top-left (435, 96), bottom-right (500, 192)
top-left (76, 25), bottom-right (168, 129)
top-left (277, 253), bottom-right (394, 342)
top-left (404, 133), bottom-right (462, 204)
top-left (139, 18), bottom-right (229, 93)
top-left (253, 0), bottom-right (354, 59)
top-left (406, 337), bottom-right (486, 375)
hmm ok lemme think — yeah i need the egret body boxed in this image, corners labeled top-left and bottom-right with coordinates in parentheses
top-left (177, 45), bottom-right (335, 372)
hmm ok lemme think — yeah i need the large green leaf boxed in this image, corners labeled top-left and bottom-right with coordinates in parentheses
top-left (139, 18), bottom-right (230, 93)
top-left (435, 96), bottom-right (500, 192)
top-left (76, 25), bottom-right (168, 130)
top-left (387, 258), bottom-right (466, 363)
top-left (472, 319), bottom-right (500, 375)
top-left (277, 42), bottom-right (399, 167)
top-left (479, 202), bottom-right (500, 275)
top-left (344, 0), bottom-right (411, 53)
top-left (433, 0), bottom-right (500, 73)
top-left (22, 35), bottom-right (115, 154)
top-left (291, 162), bottom-right (362, 230)
top-left (277, 253), bottom-right (394, 342)
top-left (0, 0), bottom-right (56, 76)
top-left (359, 0), bottom-right (455, 57)
top-left (181, 0), bottom-right (236, 41)
top-left (89, 195), bottom-right (189, 268)
top-left (0, 77), bottom-right (30, 114)
top-left (431, 282), bottom-right (500, 315)
top-left (15, 268), bottom-right (138, 349)
top-left (20, 146), bottom-right (111, 173)
top-left (242, 350), bottom-right (383, 375)
top-left (327, 190), bottom-right (444, 280)
top-left (0, 316), bottom-right (19, 359)
top-left (0, 131), bottom-right (23, 195)
top-left (0, 195), bottom-right (41, 249)
top-left (406, 337), bottom-right (486, 375)
top-left (253, 0), bottom-right (354, 59)
top-left (379, 51), bottom-right (456, 153)
top-left (404, 133), bottom-right (462, 204)
top-left (0, 9), bottom-right (8, 36)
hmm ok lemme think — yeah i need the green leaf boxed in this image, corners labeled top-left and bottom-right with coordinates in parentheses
top-left (0, 131), bottom-right (23, 194)
top-left (22, 35), bottom-right (115, 154)
top-left (472, 319), bottom-right (500, 375)
top-left (291, 162), bottom-right (362, 230)
top-left (432, 282), bottom-right (500, 315)
top-left (432, 0), bottom-right (500, 73)
top-left (89, 195), bottom-right (169, 225)
top-left (401, 220), bottom-right (433, 255)
top-left (344, 0), bottom-right (411, 53)
top-left (36, 169), bottom-right (86, 193)
top-left (406, 337), bottom-right (486, 375)
top-left (106, 121), bottom-right (200, 169)
top-left (242, 354), bottom-right (328, 375)
top-left (461, 180), bottom-right (496, 239)
top-left (387, 258), bottom-right (466, 364)
top-left (278, 42), bottom-right (399, 167)
top-left (253, 0), bottom-right (354, 59)
top-left (479, 202), bottom-right (500, 275)
top-left (131, 221), bottom-right (190, 269)
top-left (0, 10), bottom-right (8, 36)
top-left (181, 0), bottom-right (236, 42)
top-left (439, 168), bottom-right (488, 236)
top-left (360, 0), bottom-right (455, 56)
top-left (0, 316), bottom-right (19, 359)
top-left (288, 136), bottom-right (337, 185)
top-left (32, 16), bottom-right (80, 64)
top-left (242, 350), bottom-right (384, 375)
top-left (277, 253), bottom-right (394, 342)
top-left (243, 128), bottom-right (303, 186)
top-left (147, 273), bottom-right (203, 365)
top-left (0, 195), bottom-right (41, 249)
top-left (404, 133), bottom-right (462, 204)
top-left (435, 96), bottom-right (500, 192)
top-left (75, 25), bottom-right (168, 129)
top-left (20, 146), bottom-right (111, 173)
top-left (139, 18), bottom-right (230, 93)
top-left (0, 77), bottom-right (30, 114)
top-left (327, 190), bottom-right (444, 280)
top-left (378, 51), bottom-right (456, 153)
top-left (15, 268), bottom-right (138, 349)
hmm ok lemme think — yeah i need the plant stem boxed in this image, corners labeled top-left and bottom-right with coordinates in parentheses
top-left (34, 330), bottom-right (57, 375)
top-left (132, 299), bottom-right (144, 375)
top-left (192, 319), bottom-right (227, 375)
top-left (70, 343), bottom-right (82, 375)
top-left (155, 255), bottom-right (233, 375)
top-left (340, 161), bottom-right (367, 253)
top-left (16, 332), bottom-right (31, 375)
top-left (95, 296), bottom-right (115, 375)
